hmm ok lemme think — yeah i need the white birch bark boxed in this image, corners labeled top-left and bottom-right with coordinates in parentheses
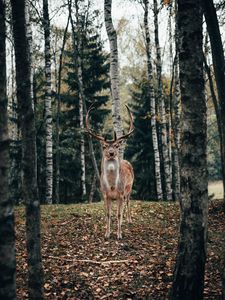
top-left (173, 59), bottom-right (181, 200)
top-left (143, 0), bottom-right (163, 200)
top-left (25, 0), bottom-right (34, 111)
top-left (74, 0), bottom-right (86, 198)
top-left (55, 15), bottom-right (70, 204)
top-left (43, 0), bottom-right (53, 204)
top-left (167, 3), bottom-right (173, 166)
top-left (104, 0), bottom-right (124, 156)
top-left (172, 0), bottom-right (181, 201)
top-left (153, 0), bottom-right (172, 200)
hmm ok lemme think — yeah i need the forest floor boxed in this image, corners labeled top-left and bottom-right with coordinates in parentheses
top-left (15, 199), bottom-right (225, 300)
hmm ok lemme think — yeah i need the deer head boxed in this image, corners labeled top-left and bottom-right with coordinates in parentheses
top-left (86, 104), bottom-right (134, 156)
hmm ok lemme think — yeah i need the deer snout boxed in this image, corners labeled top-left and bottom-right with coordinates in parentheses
top-left (109, 149), bottom-right (115, 157)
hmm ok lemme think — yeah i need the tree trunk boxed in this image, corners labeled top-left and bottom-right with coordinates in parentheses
top-left (172, 59), bottom-right (181, 201)
top-left (171, 0), bottom-right (181, 201)
top-left (143, 0), bottom-right (163, 200)
top-left (153, 0), bottom-right (172, 200)
top-left (43, 0), bottom-right (53, 204)
top-left (11, 0), bottom-right (44, 298)
top-left (203, 55), bottom-right (223, 177)
top-left (55, 14), bottom-right (70, 204)
top-left (203, 3), bottom-right (225, 295)
top-left (169, 0), bottom-right (208, 299)
top-left (0, 0), bottom-right (16, 298)
top-left (74, 0), bottom-right (87, 199)
top-left (9, 17), bottom-right (22, 205)
top-left (104, 0), bottom-right (124, 156)
top-left (203, 0), bottom-right (225, 205)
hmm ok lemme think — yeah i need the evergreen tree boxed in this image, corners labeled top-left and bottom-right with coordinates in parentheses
top-left (57, 19), bottom-right (110, 202)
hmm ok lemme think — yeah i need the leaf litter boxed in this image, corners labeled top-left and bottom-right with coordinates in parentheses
top-left (15, 200), bottom-right (225, 299)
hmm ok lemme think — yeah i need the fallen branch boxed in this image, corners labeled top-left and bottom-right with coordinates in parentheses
top-left (44, 255), bottom-right (129, 265)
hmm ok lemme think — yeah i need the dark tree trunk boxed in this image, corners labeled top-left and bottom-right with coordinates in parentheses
top-left (169, 0), bottom-right (208, 299)
top-left (0, 1), bottom-right (16, 298)
top-left (203, 0), bottom-right (225, 205)
top-left (203, 3), bottom-right (225, 295)
top-left (10, 0), bottom-right (44, 298)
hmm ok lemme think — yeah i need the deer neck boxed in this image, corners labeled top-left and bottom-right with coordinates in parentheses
top-left (102, 157), bottom-right (120, 190)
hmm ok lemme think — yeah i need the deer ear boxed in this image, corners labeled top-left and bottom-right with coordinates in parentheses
top-left (113, 131), bottom-right (117, 141)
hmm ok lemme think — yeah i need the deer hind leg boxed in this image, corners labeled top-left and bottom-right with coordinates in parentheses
top-left (104, 197), bottom-right (111, 239)
top-left (117, 196), bottom-right (125, 239)
top-left (126, 193), bottom-right (132, 224)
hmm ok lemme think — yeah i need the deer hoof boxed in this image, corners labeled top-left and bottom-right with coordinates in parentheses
top-left (117, 234), bottom-right (122, 239)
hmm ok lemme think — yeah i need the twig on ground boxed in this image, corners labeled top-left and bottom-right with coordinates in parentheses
top-left (44, 255), bottom-right (129, 265)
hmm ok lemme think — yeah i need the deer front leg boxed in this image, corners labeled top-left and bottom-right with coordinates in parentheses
top-left (117, 196), bottom-right (125, 239)
top-left (126, 193), bottom-right (132, 224)
top-left (104, 197), bottom-right (111, 239)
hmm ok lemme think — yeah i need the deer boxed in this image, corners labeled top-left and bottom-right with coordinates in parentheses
top-left (86, 105), bottom-right (134, 239)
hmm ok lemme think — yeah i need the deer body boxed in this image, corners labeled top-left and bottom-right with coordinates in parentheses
top-left (101, 157), bottom-right (134, 238)
top-left (86, 105), bottom-right (134, 239)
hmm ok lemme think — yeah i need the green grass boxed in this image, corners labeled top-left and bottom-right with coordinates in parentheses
top-left (208, 180), bottom-right (224, 199)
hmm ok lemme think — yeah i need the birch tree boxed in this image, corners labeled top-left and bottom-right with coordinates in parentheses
top-left (143, 0), bottom-right (163, 200)
top-left (11, 0), bottom-right (44, 298)
top-left (171, 0), bottom-right (181, 201)
top-left (68, 0), bottom-right (87, 199)
top-left (75, 0), bottom-right (87, 198)
top-left (55, 15), bottom-right (70, 203)
top-left (153, 0), bottom-right (172, 200)
top-left (104, 0), bottom-right (124, 155)
top-left (43, 0), bottom-right (53, 204)
top-left (0, 0), bottom-right (16, 298)
top-left (169, 0), bottom-right (208, 298)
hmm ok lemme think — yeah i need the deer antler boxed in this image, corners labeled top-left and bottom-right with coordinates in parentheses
top-left (113, 105), bottom-right (134, 143)
top-left (86, 104), bottom-right (134, 142)
top-left (86, 106), bottom-right (105, 142)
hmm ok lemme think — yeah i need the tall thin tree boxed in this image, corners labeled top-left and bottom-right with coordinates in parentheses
top-left (203, 0), bottom-right (225, 206)
top-left (169, 0), bottom-right (208, 299)
top-left (143, 0), bottom-right (163, 200)
top-left (75, 0), bottom-right (87, 198)
top-left (43, 0), bottom-right (53, 204)
top-left (0, 0), bottom-right (16, 298)
top-left (55, 14), bottom-right (70, 203)
top-left (104, 0), bottom-right (124, 155)
top-left (68, 0), bottom-right (87, 199)
top-left (11, 0), bottom-right (44, 298)
top-left (171, 0), bottom-right (181, 201)
top-left (153, 0), bottom-right (172, 200)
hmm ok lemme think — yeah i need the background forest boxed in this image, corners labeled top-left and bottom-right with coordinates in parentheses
top-left (6, 0), bottom-right (222, 204)
top-left (1, 0), bottom-right (225, 299)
